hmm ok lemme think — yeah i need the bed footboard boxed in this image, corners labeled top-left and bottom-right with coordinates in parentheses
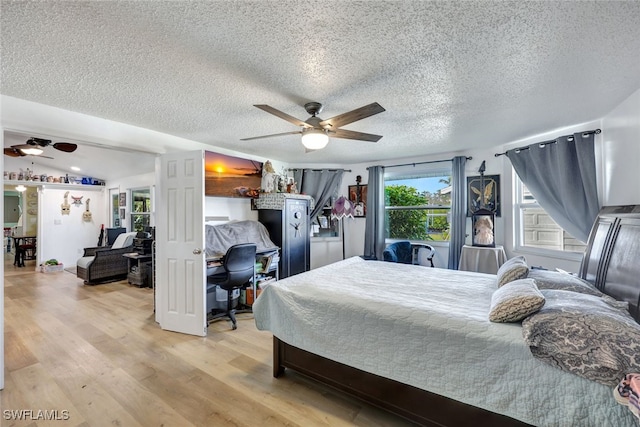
top-left (272, 336), bottom-right (532, 427)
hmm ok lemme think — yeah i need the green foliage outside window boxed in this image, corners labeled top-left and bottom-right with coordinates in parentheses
top-left (385, 183), bottom-right (451, 241)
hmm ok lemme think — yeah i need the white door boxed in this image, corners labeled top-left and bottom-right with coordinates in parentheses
top-left (155, 150), bottom-right (207, 336)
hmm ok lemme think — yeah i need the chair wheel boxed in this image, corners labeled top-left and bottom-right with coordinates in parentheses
top-left (232, 324), bottom-right (237, 330)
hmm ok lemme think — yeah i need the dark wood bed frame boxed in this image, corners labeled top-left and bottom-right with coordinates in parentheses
top-left (271, 205), bottom-right (640, 426)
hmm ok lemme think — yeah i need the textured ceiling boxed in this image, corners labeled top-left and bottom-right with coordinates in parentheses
top-left (2, 1), bottom-right (640, 175)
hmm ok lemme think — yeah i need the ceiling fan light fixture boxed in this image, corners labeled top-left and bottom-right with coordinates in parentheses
top-left (20, 147), bottom-right (43, 156)
top-left (301, 128), bottom-right (329, 150)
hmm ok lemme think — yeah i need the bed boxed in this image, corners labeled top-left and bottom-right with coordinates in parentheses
top-left (253, 205), bottom-right (640, 426)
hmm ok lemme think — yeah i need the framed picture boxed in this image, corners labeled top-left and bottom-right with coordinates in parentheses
top-left (348, 184), bottom-right (367, 218)
top-left (119, 192), bottom-right (126, 207)
top-left (467, 174), bottom-right (501, 217)
top-left (119, 208), bottom-right (126, 221)
top-left (204, 151), bottom-right (263, 198)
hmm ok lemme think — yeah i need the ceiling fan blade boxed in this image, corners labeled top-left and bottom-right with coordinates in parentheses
top-left (254, 105), bottom-right (313, 129)
top-left (330, 128), bottom-right (383, 142)
top-left (319, 102), bottom-right (386, 129)
top-left (52, 142), bottom-right (78, 152)
top-left (4, 147), bottom-right (25, 157)
top-left (240, 131), bottom-right (302, 141)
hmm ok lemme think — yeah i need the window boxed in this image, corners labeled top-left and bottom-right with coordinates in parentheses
top-left (130, 187), bottom-right (152, 232)
top-left (514, 176), bottom-right (586, 253)
top-left (384, 168), bottom-right (451, 242)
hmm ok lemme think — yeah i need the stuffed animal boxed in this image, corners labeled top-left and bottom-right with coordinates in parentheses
top-left (474, 216), bottom-right (494, 246)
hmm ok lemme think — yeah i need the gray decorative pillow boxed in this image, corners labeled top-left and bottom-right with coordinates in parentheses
top-left (528, 269), bottom-right (603, 296)
top-left (496, 256), bottom-right (529, 287)
top-left (522, 290), bottom-right (640, 386)
top-left (489, 278), bottom-right (545, 322)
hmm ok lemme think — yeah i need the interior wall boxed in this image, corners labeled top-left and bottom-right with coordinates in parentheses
top-left (106, 171), bottom-right (157, 231)
top-left (38, 188), bottom-right (107, 267)
top-left (601, 87), bottom-right (640, 205)
top-left (326, 150), bottom-right (503, 269)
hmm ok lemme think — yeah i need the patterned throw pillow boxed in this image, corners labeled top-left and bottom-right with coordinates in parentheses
top-left (496, 256), bottom-right (529, 287)
top-left (522, 290), bottom-right (640, 386)
top-left (528, 269), bottom-right (603, 296)
top-left (489, 278), bottom-right (545, 322)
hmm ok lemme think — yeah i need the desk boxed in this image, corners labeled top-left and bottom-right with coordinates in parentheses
top-left (458, 244), bottom-right (506, 274)
top-left (12, 236), bottom-right (36, 267)
top-left (123, 252), bottom-right (153, 287)
top-left (206, 248), bottom-right (279, 308)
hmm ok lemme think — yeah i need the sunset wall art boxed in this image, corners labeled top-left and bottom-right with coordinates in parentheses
top-left (204, 151), bottom-right (263, 198)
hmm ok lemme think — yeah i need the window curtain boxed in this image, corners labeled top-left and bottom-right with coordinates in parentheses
top-left (363, 165), bottom-right (386, 260)
top-left (447, 156), bottom-right (467, 269)
top-left (506, 132), bottom-right (599, 243)
top-left (292, 169), bottom-right (345, 221)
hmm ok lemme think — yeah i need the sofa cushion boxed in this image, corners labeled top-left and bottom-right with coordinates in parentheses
top-left (112, 232), bottom-right (137, 249)
top-left (76, 256), bottom-right (94, 269)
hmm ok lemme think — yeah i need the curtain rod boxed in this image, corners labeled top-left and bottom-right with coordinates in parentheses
top-left (494, 129), bottom-right (601, 157)
top-left (368, 156), bottom-right (472, 170)
top-left (287, 168), bottom-right (352, 172)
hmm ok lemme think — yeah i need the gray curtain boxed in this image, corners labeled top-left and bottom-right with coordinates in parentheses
top-left (447, 156), bottom-right (467, 269)
top-left (506, 132), bottom-right (599, 243)
top-left (363, 165), bottom-right (386, 260)
top-left (292, 169), bottom-right (345, 220)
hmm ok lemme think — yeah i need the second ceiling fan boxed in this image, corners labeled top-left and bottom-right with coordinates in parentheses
top-left (4, 137), bottom-right (78, 159)
top-left (242, 102), bottom-right (385, 150)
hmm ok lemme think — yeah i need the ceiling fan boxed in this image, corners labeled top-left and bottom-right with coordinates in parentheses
top-left (241, 102), bottom-right (386, 150)
top-left (4, 137), bottom-right (78, 159)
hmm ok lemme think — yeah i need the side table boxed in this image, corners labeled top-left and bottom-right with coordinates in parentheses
top-left (458, 245), bottom-right (507, 275)
top-left (123, 252), bottom-right (153, 287)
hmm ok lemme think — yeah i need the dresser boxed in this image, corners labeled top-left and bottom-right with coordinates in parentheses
top-left (256, 193), bottom-right (314, 279)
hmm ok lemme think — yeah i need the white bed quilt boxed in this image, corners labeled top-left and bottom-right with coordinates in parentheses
top-left (253, 257), bottom-right (634, 426)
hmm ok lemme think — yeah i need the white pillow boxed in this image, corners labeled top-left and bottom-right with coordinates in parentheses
top-left (496, 256), bottom-right (529, 287)
top-left (111, 232), bottom-right (136, 249)
top-left (489, 278), bottom-right (545, 322)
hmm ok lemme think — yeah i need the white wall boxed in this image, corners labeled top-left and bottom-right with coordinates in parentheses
top-left (601, 88), bottom-right (640, 205)
top-left (106, 171), bottom-right (156, 230)
top-left (38, 187), bottom-right (107, 267)
top-left (332, 150), bottom-right (502, 269)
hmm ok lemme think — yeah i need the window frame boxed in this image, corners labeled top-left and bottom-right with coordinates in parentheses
top-left (513, 174), bottom-right (584, 262)
top-left (384, 166), bottom-right (452, 245)
top-left (129, 187), bottom-right (152, 232)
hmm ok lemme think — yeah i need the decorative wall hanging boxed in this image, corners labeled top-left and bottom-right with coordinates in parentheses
top-left (61, 191), bottom-right (70, 215)
top-left (83, 198), bottom-right (92, 222)
top-left (71, 195), bottom-right (83, 206)
top-left (348, 175), bottom-right (367, 218)
top-left (467, 174), bottom-right (501, 217)
top-left (204, 151), bottom-right (263, 198)
top-left (119, 192), bottom-right (126, 207)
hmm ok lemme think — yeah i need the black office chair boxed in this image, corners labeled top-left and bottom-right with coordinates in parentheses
top-left (383, 241), bottom-right (435, 267)
top-left (206, 243), bottom-right (257, 330)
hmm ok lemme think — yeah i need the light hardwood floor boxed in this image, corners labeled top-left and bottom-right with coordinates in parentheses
top-left (2, 255), bottom-right (415, 427)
